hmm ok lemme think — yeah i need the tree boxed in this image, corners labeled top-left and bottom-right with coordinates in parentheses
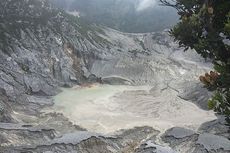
top-left (160, 0), bottom-right (230, 126)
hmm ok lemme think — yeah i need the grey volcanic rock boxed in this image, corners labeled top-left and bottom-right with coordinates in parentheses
top-left (0, 0), bottom-right (229, 153)
top-left (161, 119), bottom-right (230, 153)
top-left (177, 82), bottom-right (211, 110)
top-left (90, 28), bottom-right (212, 88)
top-left (51, 131), bottom-right (100, 145)
top-left (102, 76), bottom-right (134, 85)
top-left (2, 126), bottom-right (159, 153)
top-left (197, 133), bottom-right (230, 152)
top-left (198, 117), bottom-right (230, 139)
top-left (162, 127), bottom-right (199, 153)
top-left (135, 141), bottom-right (177, 153)
top-left (0, 89), bottom-right (13, 122)
top-left (163, 127), bottom-right (196, 139)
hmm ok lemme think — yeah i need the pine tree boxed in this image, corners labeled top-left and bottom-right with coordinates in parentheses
top-left (160, 0), bottom-right (230, 125)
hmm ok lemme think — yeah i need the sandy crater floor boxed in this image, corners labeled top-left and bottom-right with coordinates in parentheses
top-left (49, 84), bottom-right (216, 134)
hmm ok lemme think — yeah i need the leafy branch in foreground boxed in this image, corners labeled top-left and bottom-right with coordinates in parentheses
top-left (160, 0), bottom-right (230, 126)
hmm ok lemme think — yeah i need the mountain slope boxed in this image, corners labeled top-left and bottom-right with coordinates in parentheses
top-left (50, 0), bottom-right (179, 33)
top-left (0, 0), bottom-right (109, 122)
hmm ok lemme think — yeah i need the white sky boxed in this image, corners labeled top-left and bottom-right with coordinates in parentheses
top-left (137, 0), bottom-right (157, 11)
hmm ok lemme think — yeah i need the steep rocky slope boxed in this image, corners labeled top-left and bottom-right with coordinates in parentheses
top-left (0, 0), bottom-right (110, 122)
top-left (0, 0), bottom-right (229, 153)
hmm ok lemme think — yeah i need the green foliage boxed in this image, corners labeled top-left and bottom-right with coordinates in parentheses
top-left (161, 0), bottom-right (230, 125)
top-left (208, 90), bottom-right (230, 125)
top-left (18, 63), bottom-right (30, 73)
top-left (225, 12), bottom-right (230, 35)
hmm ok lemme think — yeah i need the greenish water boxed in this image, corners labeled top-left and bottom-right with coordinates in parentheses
top-left (54, 84), bottom-right (147, 112)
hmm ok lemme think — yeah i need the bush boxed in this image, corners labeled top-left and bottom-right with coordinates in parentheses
top-left (160, 0), bottom-right (230, 125)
